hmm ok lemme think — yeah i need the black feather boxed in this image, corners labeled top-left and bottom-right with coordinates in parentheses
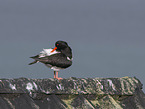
top-left (33, 53), bottom-right (72, 68)
top-left (28, 60), bottom-right (38, 65)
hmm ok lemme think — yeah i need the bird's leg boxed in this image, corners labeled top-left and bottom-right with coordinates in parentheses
top-left (54, 71), bottom-right (56, 78)
top-left (56, 71), bottom-right (58, 78)
top-left (55, 71), bottom-right (62, 80)
top-left (53, 71), bottom-right (62, 80)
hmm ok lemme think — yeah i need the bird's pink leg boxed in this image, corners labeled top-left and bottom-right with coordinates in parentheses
top-left (56, 72), bottom-right (58, 78)
top-left (55, 72), bottom-right (62, 80)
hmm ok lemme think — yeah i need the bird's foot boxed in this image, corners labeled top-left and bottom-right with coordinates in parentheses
top-left (55, 77), bottom-right (63, 80)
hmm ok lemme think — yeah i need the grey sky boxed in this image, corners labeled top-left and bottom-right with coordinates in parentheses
top-left (0, 0), bottom-right (145, 91)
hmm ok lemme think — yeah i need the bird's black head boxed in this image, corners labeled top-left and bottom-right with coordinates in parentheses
top-left (55, 40), bottom-right (68, 50)
top-left (51, 40), bottom-right (72, 59)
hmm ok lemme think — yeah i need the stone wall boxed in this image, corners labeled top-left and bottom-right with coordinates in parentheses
top-left (0, 77), bottom-right (144, 109)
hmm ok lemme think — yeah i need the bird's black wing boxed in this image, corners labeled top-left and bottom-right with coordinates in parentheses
top-left (32, 53), bottom-right (72, 68)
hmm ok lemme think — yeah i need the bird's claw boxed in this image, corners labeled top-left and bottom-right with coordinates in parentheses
top-left (55, 77), bottom-right (62, 80)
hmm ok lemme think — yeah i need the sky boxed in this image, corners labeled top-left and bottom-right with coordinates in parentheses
top-left (0, 0), bottom-right (145, 91)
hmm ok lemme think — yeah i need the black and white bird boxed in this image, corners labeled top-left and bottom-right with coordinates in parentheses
top-left (29, 40), bottom-right (72, 80)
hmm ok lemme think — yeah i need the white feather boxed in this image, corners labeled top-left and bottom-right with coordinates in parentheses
top-left (38, 48), bottom-right (70, 71)
top-left (39, 48), bottom-right (60, 57)
top-left (45, 64), bottom-right (63, 71)
top-left (67, 57), bottom-right (73, 61)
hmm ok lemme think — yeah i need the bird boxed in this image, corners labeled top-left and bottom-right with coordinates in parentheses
top-left (29, 40), bottom-right (73, 80)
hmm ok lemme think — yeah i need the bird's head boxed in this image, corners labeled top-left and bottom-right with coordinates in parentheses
top-left (51, 40), bottom-right (68, 52)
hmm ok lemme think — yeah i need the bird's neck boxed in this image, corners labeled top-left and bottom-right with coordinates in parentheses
top-left (61, 47), bottom-right (72, 59)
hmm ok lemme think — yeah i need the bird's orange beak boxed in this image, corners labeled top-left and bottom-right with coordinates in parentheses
top-left (51, 47), bottom-right (57, 53)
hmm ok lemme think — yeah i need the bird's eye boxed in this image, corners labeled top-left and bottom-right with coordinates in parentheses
top-left (57, 44), bottom-right (59, 46)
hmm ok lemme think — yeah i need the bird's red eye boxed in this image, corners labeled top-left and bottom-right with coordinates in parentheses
top-left (57, 44), bottom-right (59, 46)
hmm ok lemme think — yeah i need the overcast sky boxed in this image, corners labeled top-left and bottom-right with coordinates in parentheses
top-left (0, 0), bottom-right (145, 91)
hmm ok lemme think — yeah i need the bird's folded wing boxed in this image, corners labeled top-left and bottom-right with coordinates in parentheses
top-left (35, 54), bottom-right (72, 68)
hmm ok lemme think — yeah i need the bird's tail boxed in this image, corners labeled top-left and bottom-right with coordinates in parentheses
top-left (28, 60), bottom-right (38, 65)
top-left (29, 55), bottom-right (39, 65)
top-left (30, 55), bottom-right (39, 59)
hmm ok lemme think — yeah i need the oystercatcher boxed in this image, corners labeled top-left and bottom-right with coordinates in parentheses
top-left (29, 40), bottom-right (72, 80)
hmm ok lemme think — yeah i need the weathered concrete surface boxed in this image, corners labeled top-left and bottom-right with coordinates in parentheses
top-left (0, 77), bottom-right (144, 109)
